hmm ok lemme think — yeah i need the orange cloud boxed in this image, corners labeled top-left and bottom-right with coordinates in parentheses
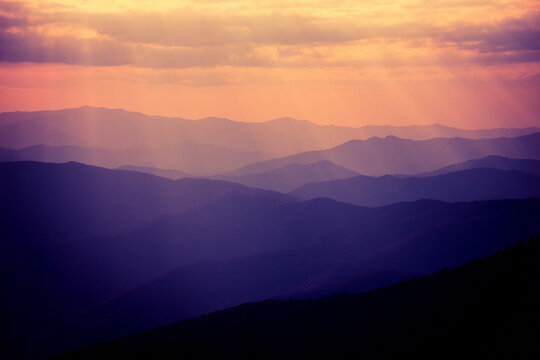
top-left (0, 0), bottom-right (539, 128)
top-left (1, 0), bottom-right (539, 69)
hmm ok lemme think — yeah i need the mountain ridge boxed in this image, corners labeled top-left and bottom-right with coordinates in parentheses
top-left (0, 143), bottom-right (274, 175)
top-left (3, 106), bottom-right (539, 132)
top-left (2, 106), bottom-right (538, 159)
top-left (13, 195), bottom-right (539, 356)
top-left (3, 160), bottom-right (540, 358)
top-left (233, 132), bottom-right (540, 176)
top-left (290, 167), bottom-right (540, 206)
top-left (212, 160), bottom-right (359, 192)
top-left (51, 234), bottom-right (540, 359)
top-left (415, 155), bottom-right (540, 177)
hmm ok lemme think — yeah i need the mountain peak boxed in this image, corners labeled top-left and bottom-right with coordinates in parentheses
top-left (263, 117), bottom-right (314, 125)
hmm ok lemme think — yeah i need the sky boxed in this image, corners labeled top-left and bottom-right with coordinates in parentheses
top-left (0, 0), bottom-right (539, 128)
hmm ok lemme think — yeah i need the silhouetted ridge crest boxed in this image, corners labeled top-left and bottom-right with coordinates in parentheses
top-left (290, 166), bottom-right (540, 206)
top-left (53, 235), bottom-right (540, 359)
top-left (2, 107), bottom-right (539, 175)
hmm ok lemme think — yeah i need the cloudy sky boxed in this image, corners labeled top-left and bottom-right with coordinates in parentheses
top-left (0, 0), bottom-right (539, 127)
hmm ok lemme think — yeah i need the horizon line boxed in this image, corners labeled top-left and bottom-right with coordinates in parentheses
top-left (2, 105), bottom-right (539, 131)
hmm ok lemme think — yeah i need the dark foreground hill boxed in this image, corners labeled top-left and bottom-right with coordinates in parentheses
top-left (3, 161), bottom-right (540, 359)
top-left (22, 198), bottom-right (540, 358)
top-left (53, 234), bottom-right (540, 360)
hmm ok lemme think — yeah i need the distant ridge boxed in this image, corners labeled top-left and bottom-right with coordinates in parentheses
top-left (0, 160), bottom-right (294, 243)
top-left (290, 167), bottom-right (540, 206)
top-left (2, 106), bottom-right (538, 133)
top-left (3, 106), bottom-right (540, 359)
top-left (233, 132), bottom-right (540, 176)
top-left (1, 106), bottom-right (538, 157)
top-left (416, 155), bottom-right (540, 177)
top-left (0, 143), bottom-right (273, 175)
top-left (116, 165), bottom-right (190, 179)
top-left (213, 160), bottom-right (359, 192)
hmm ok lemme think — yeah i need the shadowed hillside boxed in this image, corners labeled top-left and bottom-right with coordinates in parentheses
top-left (0, 161), bottom-right (293, 244)
top-left (52, 197), bottom-right (540, 350)
top-left (415, 155), bottom-right (540, 177)
top-left (212, 160), bottom-right (359, 192)
top-left (0, 143), bottom-right (273, 175)
top-left (2, 161), bottom-right (540, 358)
top-left (116, 165), bottom-right (189, 179)
top-left (291, 168), bottom-right (540, 206)
top-left (53, 234), bottom-right (540, 360)
top-left (3, 183), bottom-right (538, 357)
top-left (233, 132), bottom-right (540, 176)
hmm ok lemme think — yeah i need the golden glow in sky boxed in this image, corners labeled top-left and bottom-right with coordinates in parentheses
top-left (0, 0), bottom-right (539, 127)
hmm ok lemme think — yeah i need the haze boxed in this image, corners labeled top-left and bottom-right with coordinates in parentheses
top-left (1, 0), bottom-right (539, 128)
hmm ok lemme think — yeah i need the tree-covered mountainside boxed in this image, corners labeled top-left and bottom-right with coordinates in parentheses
top-left (2, 161), bottom-right (540, 359)
top-left (54, 234), bottom-right (540, 359)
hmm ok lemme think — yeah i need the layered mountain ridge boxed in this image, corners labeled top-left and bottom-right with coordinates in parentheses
top-left (2, 107), bottom-right (540, 359)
